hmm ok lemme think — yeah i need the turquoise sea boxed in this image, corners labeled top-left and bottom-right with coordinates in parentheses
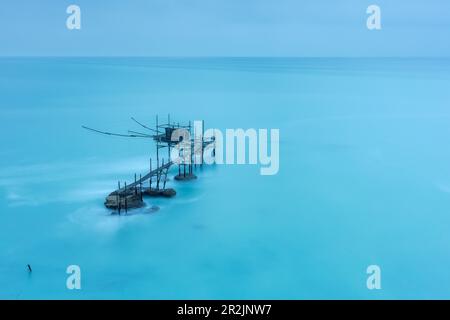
top-left (1, 58), bottom-right (450, 299)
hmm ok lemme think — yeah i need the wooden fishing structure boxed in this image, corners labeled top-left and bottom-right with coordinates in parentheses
top-left (82, 115), bottom-right (215, 213)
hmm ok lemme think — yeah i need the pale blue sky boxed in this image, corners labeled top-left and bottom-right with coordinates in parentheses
top-left (0, 0), bottom-right (449, 56)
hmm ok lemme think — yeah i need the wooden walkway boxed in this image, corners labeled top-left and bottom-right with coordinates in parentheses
top-left (116, 160), bottom-right (173, 193)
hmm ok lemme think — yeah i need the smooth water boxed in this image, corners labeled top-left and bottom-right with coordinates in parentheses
top-left (1, 58), bottom-right (450, 299)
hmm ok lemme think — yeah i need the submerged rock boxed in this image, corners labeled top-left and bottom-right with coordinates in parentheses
top-left (143, 187), bottom-right (176, 198)
top-left (105, 191), bottom-right (144, 210)
top-left (174, 173), bottom-right (197, 181)
top-left (146, 205), bottom-right (160, 213)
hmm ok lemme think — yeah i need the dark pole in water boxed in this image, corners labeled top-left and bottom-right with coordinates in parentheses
top-left (191, 140), bottom-right (194, 174)
top-left (158, 159), bottom-right (164, 189)
top-left (201, 120), bottom-right (204, 167)
top-left (156, 144), bottom-right (159, 171)
top-left (118, 181), bottom-right (121, 214)
top-left (189, 120), bottom-right (192, 174)
top-left (188, 138), bottom-right (191, 175)
top-left (27, 264), bottom-right (32, 273)
top-left (124, 182), bottom-right (128, 214)
top-left (163, 168), bottom-right (167, 189)
top-left (156, 157), bottom-right (160, 190)
top-left (134, 173), bottom-right (137, 195)
top-left (139, 174), bottom-right (142, 200)
top-left (168, 114), bottom-right (171, 160)
top-left (156, 115), bottom-right (159, 168)
top-left (150, 158), bottom-right (152, 189)
top-left (117, 181), bottom-right (120, 212)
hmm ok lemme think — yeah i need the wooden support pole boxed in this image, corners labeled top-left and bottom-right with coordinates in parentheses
top-left (160, 159), bottom-right (165, 190)
top-left (163, 169), bottom-right (168, 189)
top-left (156, 115), bottom-right (160, 166)
top-left (159, 159), bottom-right (165, 188)
top-left (140, 174), bottom-right (142, 201)
top-left (124, 182), bottom-right (128, 214)
top-left (118, 181), bottom-right (121, 214)
top-left (157, 145), bottom-right (159, 171)
top-left (168, 114), bottom-right (171, 160)
top-left (191, 141), bottom-right (194, 174)
top-left (117, 181), bottom-right (119, 205)
top-left (168, 142), bottom-right (171, 161)
top-left (156, 157), bottom-right (160, 190)
top-left (201, 120), bottom-right (204, 166)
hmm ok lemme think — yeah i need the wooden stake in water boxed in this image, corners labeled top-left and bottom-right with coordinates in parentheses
top-left (201, 120), bottom-right (204, 166)
top-left (168, 114), bottom-right (171, 160)
top-left (158, 159), bottom-right (164, 189)
top-left (156, 157), bottom-right (160, 190)
top-left (124, 181), bottom-right (128, 214)
top-left (163, 169), bottom-right (168, 189)
top-left (118, 181), bottom-right (121, 215)
top-left (150, 158), bottom-right (152, 189)
top-left (139, 174), bottom-right (142, 201)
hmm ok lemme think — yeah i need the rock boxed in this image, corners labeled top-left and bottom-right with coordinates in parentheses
top-left (174, 173), bottom-right (197, 181)
top-left (104, 191), bottom-right (144, 210)
top-left (143, 188), bottom-right (176, 198)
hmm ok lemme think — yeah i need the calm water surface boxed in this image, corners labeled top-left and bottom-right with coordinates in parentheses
top-left (1, 58), bottom-right (450, 299)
